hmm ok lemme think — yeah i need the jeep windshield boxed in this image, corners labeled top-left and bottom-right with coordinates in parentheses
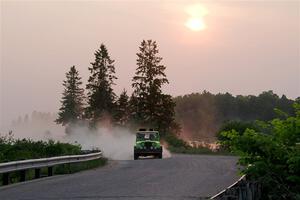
top-left (136, 132), bottom-right (159, 141)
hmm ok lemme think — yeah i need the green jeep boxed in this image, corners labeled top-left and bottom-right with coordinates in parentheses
top-left (134, 129), bottom-right (163, 160)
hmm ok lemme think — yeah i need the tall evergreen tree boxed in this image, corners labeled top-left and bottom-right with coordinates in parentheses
top-left (131, 39), bottom-right (176, 133)
top-left (114, 89), bottom-right (130, 125)
top-left (56, 66), bottom-right (85, 126)
top-left (86, 44), bottom-right (117, 125)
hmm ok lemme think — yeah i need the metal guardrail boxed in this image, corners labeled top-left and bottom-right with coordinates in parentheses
top-left (211, 175), bottom-right (246, 199)
top-left (0, 152), bottom-right (102, 185)
top-left (210, 174), bottom-right (261, 200)
top-left (0, 152), bottom-right (102, 174)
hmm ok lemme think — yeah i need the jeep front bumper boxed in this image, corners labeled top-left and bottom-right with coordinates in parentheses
top-left (134, 147), bottom-right (162, 155)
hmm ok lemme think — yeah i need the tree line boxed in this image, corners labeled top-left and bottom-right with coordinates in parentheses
top-left (55, 39), bottom-right (298, 139)
top-left (174, 90), bottom-right (298, 141)
top-left (56, 40), bottom-right (177, 135)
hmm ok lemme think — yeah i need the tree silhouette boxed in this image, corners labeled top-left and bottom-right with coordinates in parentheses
top-left (131, 40), bottom-right (176, 133)
top-left (114, 89), bottom-right (130, 125)
top-left (86, 44), bottom-right (117, 125)
top-left (56, 66), bottom-right (85, 126)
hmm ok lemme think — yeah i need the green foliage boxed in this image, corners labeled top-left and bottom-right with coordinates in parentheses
top-left (56, 66), bottom-right (85, 126)
top-left (219, 103), bottom-right (300, 199)
top-left (0, 133), bottom-right (81, 163)
top-left (86, 44), bottom-right (117, 125)
top-left (217, 121), bottom-right (258, 149)
top-left (164, 133), bottom-right (188, 148)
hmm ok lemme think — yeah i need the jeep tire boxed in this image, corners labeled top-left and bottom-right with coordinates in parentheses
top-left (158, 152), bottom-right (162, 159)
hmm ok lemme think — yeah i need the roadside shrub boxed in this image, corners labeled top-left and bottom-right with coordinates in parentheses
top-left (217, 120), bottom-right (258, 141)
top-left (219, 104), bottom-right (300, 199)
top-left (0, 134), bottom-right (81, 163)
top-left (164, 133), bottom-right (188, 148)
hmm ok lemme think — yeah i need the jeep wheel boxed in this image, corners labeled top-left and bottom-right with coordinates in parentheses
top-left (158, 153), bottom-right (162, 159)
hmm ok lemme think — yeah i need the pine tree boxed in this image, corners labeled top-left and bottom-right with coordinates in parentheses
top-left (114, 89), bottom-right (130, 125)
top-left (131, 39), bottom-right (176, 133)
top-left (56, 66), bottom-right (85, 126)
top-left (86, 44), bottom-right (117, 125)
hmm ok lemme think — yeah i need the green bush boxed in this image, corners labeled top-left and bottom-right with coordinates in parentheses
top-left (164, 133), bottom-right (188, 148)
top-left (0, 134), bottom-right (81, 163)
top-left (219, 103), bottom-right (300, 199)
top-left (217, 121), bottom-right (258, 141)
top-left (217, 120), bottom-right (258, 150)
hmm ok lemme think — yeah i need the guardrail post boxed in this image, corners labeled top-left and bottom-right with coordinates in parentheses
top-left (48, 167), bottom-right (53, 176)
top-left (35, 168), bottom-right (41, 179)
top-left (68, 163), bottom-right (71, 174)
top-left (3, 173), bottom-right (9, 185)
top-left (20, 170), bottom-right (26, 182)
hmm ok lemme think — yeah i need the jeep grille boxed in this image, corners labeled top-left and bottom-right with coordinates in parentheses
top-left (144, 142), bottom-right (152, 149)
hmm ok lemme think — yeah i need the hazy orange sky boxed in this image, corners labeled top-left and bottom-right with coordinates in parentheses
top-left (0, 0), bottom-right (299, 129)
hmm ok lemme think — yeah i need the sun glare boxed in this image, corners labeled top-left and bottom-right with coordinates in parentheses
top-left (185, 18), bottom-right (206, 31)
top-left (185, 4), bottom-right (208, 31)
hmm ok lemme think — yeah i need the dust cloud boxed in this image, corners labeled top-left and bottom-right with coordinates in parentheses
top-left (2, 113), bottom-right (170, 160)
top-left (162, 147), bottom-right (171, 158)
top-left (65, 125), bottom-right (136, 160)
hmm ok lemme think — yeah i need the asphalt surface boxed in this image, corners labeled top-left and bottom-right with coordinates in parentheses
top-left (0, 154), bottom-right (239, 200)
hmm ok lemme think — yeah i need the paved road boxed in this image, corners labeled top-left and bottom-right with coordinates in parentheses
top-left (0, 154), bottom-right (239, 200)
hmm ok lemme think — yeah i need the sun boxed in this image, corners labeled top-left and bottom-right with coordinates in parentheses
top-left (185, 18), bottom-right (206, 31)
top-left (185, 4), bottom-right (208, 31)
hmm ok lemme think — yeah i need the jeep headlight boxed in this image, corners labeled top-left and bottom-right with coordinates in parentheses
top-left (135, 143), bottom-right (143, 149)
top-left (153, 142), bottom-right (160, 149)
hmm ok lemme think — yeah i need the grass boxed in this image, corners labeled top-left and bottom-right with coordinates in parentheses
top-left (0, 158), bottom-right (107, 186)
top-left (163, 133), bottom-right (234, 156)
top-left (55, 158), bottom-right (107, 174)
top-left (168, 146), bottom-right (234, 156)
